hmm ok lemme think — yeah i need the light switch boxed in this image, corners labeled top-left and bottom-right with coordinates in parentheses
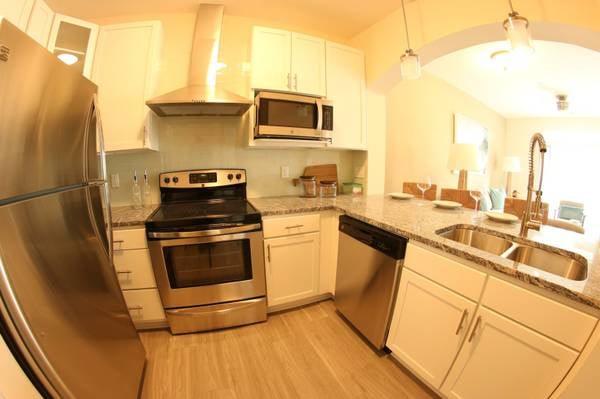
top-left (111, 173), bottom-right (120, 188)
top-left (281, 166), bottom-right (290, 178)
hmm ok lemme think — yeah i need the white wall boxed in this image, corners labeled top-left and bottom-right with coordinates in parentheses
top-left (384, 72), bottom-right (506, 196)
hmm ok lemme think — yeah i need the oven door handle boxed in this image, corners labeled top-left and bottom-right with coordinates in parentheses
top-left (147, 223), bottom-right (262, 239)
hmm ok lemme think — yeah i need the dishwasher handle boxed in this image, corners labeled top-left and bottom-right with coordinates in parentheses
top-left (339, 215), bottom-right (407, 260)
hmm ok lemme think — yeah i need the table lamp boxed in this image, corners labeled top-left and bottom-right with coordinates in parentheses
top-left (503, 156), bottom-right (521, 197)
top-left (448, 143), bottom-right (480, 190)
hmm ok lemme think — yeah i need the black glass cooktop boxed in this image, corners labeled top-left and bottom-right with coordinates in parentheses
top-left (146, 200), bottom-right (261, 232)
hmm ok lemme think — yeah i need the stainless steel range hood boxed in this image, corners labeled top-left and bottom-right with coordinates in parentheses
top-left (146, 5), bottom-right (252, 117)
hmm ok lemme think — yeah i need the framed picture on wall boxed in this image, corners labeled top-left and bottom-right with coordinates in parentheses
top-left (453, 113), bottom-right (489, 173)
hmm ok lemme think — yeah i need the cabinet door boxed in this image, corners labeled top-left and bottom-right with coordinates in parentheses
top-left (441, 306), bottom-right (578, 399)
top-left (47, 14), bottom-right (98, 78)
top-left (251, 27), bottom-right (291, 92)
top-left (92, 21), bottom-right (162, 152)
top-left (326, 42), bottom-right (366, 149)
top-left (291, 32), bottom-right (326, 96)
top-left (0, 0), bottom-right (34, 30)
top-left (265, 232), bottom-right (320, 307)
top-left (25, 0), bottom-right (53, 46)
top-left (387, 269), bottom-right (477, 388)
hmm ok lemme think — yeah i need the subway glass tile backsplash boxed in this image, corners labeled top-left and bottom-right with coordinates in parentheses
top-left (106, 116), bottom-right (356, 206)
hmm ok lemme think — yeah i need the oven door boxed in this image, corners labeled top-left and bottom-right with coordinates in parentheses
top-left (254, 91), bottom-right (327, 140)
top-left (148, 229), bottom-right (266, 309)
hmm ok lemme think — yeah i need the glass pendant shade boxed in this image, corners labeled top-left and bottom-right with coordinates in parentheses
top-left (400, 49), bottom-right (421, 80)
top-left (503, 14), bottom-right (533, 56)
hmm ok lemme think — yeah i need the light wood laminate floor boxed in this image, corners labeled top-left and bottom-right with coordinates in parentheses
top-left (139, 300), bottom-right (437, 399)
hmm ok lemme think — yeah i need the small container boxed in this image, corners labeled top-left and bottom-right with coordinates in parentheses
top-left (319, 180), bottom-right (337, 198)
top-left (342, 182), bottom-right (363, 195)
top-left (299, 176), bottom-right (317, 198)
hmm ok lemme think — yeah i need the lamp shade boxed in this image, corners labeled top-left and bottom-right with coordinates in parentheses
top-left (448, 143), bottom-right (480, 171)
top-left (502, 156), bottom-right (521, 173)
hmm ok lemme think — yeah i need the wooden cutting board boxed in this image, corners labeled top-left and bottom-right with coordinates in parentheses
top-left (302, 164), bottom-right (339, 193)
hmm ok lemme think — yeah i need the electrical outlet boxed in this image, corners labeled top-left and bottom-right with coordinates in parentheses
top-left (280, 166), bottom-right (290, 178)
top-left (111, 173), bottom-right (120, 188)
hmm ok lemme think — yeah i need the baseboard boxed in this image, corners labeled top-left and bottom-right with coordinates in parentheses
top-left (267, 293), bottom-right (333, 314)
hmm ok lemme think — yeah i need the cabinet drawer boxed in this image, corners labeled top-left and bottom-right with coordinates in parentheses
top-left (263, 214), bottom-right (320, 238)
top-left (404, 243), bottom-right (486, 301)
top-left (113, 227), bottom-right (147, 250)
top-left (122, 289), bottom-right (166, 325)
top-left (482, 277), bottom-right (597, 350)
top-left (113, 249), bottom-right (157, 290)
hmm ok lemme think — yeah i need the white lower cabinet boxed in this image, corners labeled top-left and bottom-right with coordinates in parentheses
top-left (440, 306), bottom-right (578, 399)
top-left (264, 232), bottom-right (320, 308)
top-left (387, 269), bottom-right (477, 388)
top-left (388, 244), bottom-right (589, 399)
top-left (113, 227), bottom-right (166, 329)
top-left (122, 289), bottom-right (166, 326)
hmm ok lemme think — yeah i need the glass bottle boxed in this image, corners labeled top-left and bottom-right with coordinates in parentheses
top-left (143, 169), bottom-right (151, 205)
top-left (132, 170), bottom-right (142, 209)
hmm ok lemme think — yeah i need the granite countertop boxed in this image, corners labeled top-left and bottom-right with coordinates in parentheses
top-left (111, 204), bottom-right (159, 228)
top-left (249, 195), bottom-right (600, 312)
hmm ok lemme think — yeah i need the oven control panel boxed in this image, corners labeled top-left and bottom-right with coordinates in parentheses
top-left (160, 169), bottom-right (246, 188)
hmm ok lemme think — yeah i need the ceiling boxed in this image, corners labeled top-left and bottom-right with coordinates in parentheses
top-left (45, 0), bottom-right (406, 38)
top-left (425, 40), bottom-right (600, 118)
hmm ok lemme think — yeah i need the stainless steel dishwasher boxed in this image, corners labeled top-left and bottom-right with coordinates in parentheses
top-left (335, 215), bottom-right (408, 349)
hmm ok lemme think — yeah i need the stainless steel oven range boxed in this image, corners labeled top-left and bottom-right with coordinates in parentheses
top-left (146, 169), bottom-right (266, 334)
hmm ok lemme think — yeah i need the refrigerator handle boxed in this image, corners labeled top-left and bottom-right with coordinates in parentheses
top-left (85, 95), bottom-right (114, 261)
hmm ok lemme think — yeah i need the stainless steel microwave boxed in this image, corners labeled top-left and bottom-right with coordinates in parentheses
top-left (254, 91), bottom-right (333, 141)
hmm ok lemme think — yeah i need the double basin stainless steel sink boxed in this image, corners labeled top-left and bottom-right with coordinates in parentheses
top-left (438, 226), bottom-right (588, 281)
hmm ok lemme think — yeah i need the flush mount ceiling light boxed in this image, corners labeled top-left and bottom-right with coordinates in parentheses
top-left (57, 53), bottom-right (78, 65)
top-left (503, 0), bottom-right (534, 56)
top-left (399, 0), bottom-right (421, 80)
top-left (556, 94), bottom-right (569, 111)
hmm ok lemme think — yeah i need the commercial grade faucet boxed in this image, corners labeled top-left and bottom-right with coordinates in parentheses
top-left (520, 133), bottom-right (548, 238)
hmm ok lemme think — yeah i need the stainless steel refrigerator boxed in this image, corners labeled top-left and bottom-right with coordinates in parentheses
top-left (0, 19), bottom-right (146, 398)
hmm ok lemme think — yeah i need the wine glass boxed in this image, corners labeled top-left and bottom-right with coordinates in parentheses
top-left (470, 189), bottom-right (482, 222)
top-left (417, 177), bottom-right (432, 203)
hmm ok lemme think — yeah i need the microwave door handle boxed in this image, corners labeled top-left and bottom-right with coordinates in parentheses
top-left (316, 99), bottom-right (323, 131)
top-left (254, 95), bottom-right (260, 135)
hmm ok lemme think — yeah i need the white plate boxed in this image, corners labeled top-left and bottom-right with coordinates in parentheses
top-left (432, 200), bottom-right (462, 209)
top-left (485, 212), bottom-right (519, 223)
top-left (389, 192), bottom-right (415, 200)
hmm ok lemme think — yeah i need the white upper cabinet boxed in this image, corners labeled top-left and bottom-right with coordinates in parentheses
top-left (251, 26), bottom-right (326, 97)
top-left (251, 27), bottom-right (291, 92)
top-left (92, 21), bottom-right (162, 152)
top-left (441, 306), bottom-right (579, 399)
top-left (290, 32), bottom-right (326, 96)
top-left (47, 14), bottom-right (98, 78)
top-left (25, 0), bottom-right (53, 46)
top-left (387, 269), bottom-right (477, 389)
top-left (326, 41), bottom-right (366, 150)
top-left (0, 0), bottom-right (34, 30)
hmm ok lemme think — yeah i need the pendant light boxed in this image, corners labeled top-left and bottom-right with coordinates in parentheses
top-left (400, 0), bottom-right (421, 80)
top-left (503, 0), bottom-right (533, 55)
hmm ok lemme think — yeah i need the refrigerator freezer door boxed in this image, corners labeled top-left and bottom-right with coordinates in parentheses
top-left (0, 20), bottom-right (97, 202)
top-left (0, 186), bottom-right (146, 399)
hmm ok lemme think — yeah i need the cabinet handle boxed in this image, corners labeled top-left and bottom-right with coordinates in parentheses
top-left (113, 239), bottom-right (124, 251)
top-left (267, 244), bottom-right (271, 263)
top-left (455, 309), bottom-right (469, 335)
top-left (116, 270), bottom-right (132, 275)
top-left (287, 73), bottom-right (291, 89)
top-left (285, 224), bottom-right (304, 229)
top-left (468, 316), bottom-right (482, 343)
top-left (128, 305), bottom-right (143, 312)
top-left (294, 74), bottom-right (298, 91)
